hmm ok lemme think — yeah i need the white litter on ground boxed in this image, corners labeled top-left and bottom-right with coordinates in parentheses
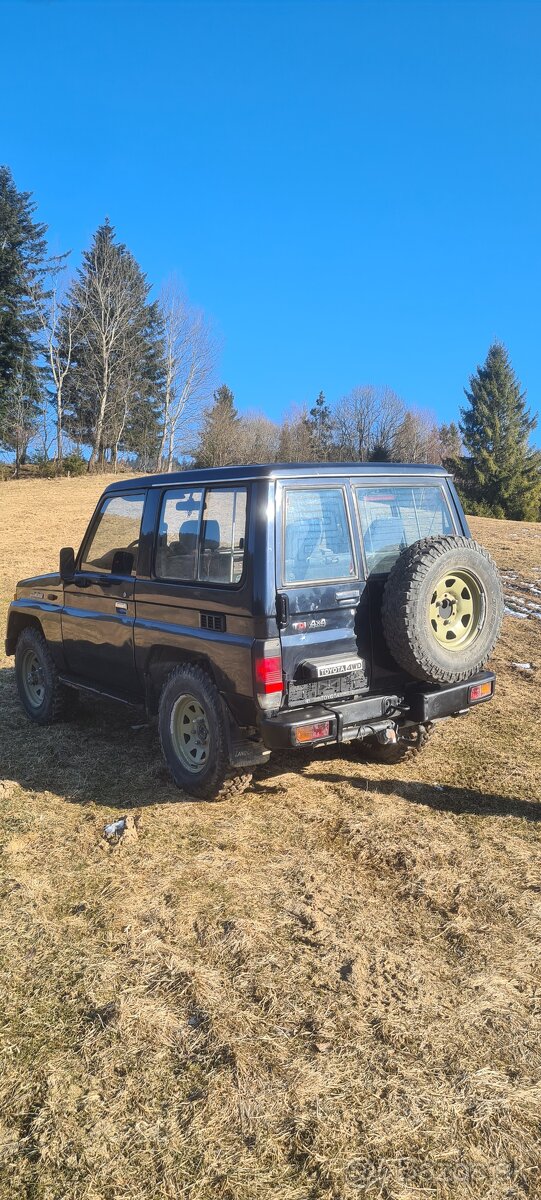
top-left (104, 818), bottom-right (127, 838)
top-left (512, 662), bottom-right (533, 671)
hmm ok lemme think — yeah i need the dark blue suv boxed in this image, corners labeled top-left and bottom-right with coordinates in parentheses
top-left (6, 463), bottom-right (504, 799)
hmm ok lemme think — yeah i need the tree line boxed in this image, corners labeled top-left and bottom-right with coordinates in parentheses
top-left (1, 165), bottom-right (540, 520)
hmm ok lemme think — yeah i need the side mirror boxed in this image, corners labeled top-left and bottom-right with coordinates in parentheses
top-left (111, 549), bottom-right (134, 576)
top-left (60, 546), bottom-right (75, 581)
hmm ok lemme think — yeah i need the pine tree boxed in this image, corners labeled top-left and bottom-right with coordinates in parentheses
top-left (439, 421), bottom-right (462, 467)
top-left (194, 384), bottom-right (239, 467)
top-left (307, 391), bottom-right (333, 460)
top-left (368, 440), bottom-right (392, 462)
top-left (60, 220), bottom-right (163, 469)
top-left (460, 342), bottom-right (541, 520)
top-left (0, 166), bottom-right (49, 460)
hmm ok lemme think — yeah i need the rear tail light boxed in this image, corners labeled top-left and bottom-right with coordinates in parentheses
top-left (469, 680), bottom-right (493, 703)
top-left (293, 721), bottom-right (331, 744)
top-left (253, 639), bottom-right (283, 710)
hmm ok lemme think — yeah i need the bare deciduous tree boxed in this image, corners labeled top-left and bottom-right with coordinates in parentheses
top-left (277, 405), bottom-right (313, 462)
top-left (86, 238), bottom-right (138, 468)
top-left (333, 385), bottom-right (406, 461)
top-left (6, 362), bottom-right (39, 477)
top-left (237, 410), bottom-right (280, 463)
top-left (38, 267), bottom-right (79, 466)
top-left (157, 279), bottom-right (217, 471)
top-left (393, 408), bottom-right (442, 464)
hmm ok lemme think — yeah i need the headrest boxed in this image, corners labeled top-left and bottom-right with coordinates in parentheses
top-left (202, 519), bottom-right (221, 552)
top-left (177, 519), bottom-right (199, 554)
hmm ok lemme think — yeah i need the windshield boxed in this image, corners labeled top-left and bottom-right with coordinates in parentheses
top-left (283, 487), bottom-right (355, 584)
top-left (356, 485), bottom-right (455, 574)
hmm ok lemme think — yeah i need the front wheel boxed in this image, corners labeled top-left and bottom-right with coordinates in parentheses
top-left (158, 664), bottom-right (252, 800)
top-left (15, 626), bottom-right (73, 724)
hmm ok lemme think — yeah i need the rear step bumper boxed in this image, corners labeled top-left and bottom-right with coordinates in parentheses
top-left (260, 670), bottom-right (496, 750)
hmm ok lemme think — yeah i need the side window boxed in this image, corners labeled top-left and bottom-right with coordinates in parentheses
top-left (199, 489), bottom-right (247, 584)
top-left (283, 487), bottom-right (355, 584)
top-left (155, 489), bottom-right (204, 580)
top-left (81, 493), bottom-right (145, 574)
top-left (155, 487), bottom-right (247, 584)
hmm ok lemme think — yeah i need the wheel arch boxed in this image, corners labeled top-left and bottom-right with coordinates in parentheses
top-left (6, 611), bottom-right (45, 655)
top-left (144, 645), bottom-right (219, 714)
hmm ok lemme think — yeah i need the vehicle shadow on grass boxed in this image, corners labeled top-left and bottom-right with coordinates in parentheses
top-left (254, 748), bottom-right (541, 822)
top-left (1, 666), bottom-right (539, 820)
top-left (0, 665), bottom-right (181, 810)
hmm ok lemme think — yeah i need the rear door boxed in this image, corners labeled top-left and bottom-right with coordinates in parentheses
top-left (353, 477), bottom-right (458, 688)
top-left (275, 480), bottom-right (371, 708)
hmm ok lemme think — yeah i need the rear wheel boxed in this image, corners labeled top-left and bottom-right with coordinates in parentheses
top-left (158, 664), bottom-right (252, 800)
top-left (15, 626), bottom-right (72, 724)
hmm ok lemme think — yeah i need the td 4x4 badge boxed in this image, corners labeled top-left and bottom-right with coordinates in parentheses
top-left (292, 618), bottom-right (326, 632)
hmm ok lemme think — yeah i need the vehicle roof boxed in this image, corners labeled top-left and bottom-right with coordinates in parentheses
top-left (104, 462), bottom-right (450, 492)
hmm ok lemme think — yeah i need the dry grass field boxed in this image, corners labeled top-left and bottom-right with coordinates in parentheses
top-left (0, 477), bottom-right (540, 1200)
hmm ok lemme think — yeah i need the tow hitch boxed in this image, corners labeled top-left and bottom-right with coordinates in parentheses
top-left (375, 725), bottom-right (398, 745)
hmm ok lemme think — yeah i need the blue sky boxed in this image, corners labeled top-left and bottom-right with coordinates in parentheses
top-left (2, 0), bottom-right (540, 437)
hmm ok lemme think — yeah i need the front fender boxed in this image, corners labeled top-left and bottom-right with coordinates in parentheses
top-left (5, 597), bottom-right (66, 668)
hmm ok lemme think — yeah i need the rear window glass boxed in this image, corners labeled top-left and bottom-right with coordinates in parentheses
top-left (356, 485), bottom-right (454, 574)
top-left (284, 488), bottom-right (355, 584)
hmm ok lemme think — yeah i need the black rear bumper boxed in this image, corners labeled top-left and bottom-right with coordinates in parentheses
top-left (260, 670), bottom-right (496, 750)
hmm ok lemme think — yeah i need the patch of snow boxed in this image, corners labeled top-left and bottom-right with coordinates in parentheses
top-left (504, 607), bottom-right (529, 619)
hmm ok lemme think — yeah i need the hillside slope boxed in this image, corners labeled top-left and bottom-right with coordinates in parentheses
top-left (0, 478), bottom-right (540, 1200)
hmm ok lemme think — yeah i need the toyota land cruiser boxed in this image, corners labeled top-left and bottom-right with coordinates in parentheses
top-left (6, 463), bottom-right (504, 799)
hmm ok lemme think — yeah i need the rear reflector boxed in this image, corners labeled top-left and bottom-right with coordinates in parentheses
top-left (469, 680), bottom-right (493, 703)
top-left (294, 720), bottom-right (331, 744)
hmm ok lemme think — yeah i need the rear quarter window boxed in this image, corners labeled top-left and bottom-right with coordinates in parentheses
top-left (155, 486), bottom-right (247, 585)
top-left (356, 484), bottom-right (455, 574)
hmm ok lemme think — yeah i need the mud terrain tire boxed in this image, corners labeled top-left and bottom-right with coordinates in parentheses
top-left (159, 663), bottom-right (252, 800)
top-left (382, 536), bottom-right (504, 685)
top-left (15, 625), bottom-right (72, 724)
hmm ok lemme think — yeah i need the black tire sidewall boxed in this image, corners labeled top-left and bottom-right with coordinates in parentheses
top-left (382, 537), bottom-right (504, 684)
top-left (414, 548), bottom-right (502, 677)
top-left (15, 627), bottom-right (59, 724)
top-left (158, 666), bottom-right (229, 799)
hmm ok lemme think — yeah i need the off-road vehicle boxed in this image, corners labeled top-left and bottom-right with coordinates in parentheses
top-left (6, 463), bottom-right (504, 799)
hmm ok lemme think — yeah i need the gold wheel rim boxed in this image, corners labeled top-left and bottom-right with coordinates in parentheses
top-left (170, 694), bottom-right (210, 774)
top-left (429, 568), bottom-right (484, 650)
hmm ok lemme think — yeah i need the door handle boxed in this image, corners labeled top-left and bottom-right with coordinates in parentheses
top-left (115, 601), bottom-right (128, 614)
top-left (276, 593), bottom-right (290, 626)
top-left (336, 590), bottom-right (360, 604)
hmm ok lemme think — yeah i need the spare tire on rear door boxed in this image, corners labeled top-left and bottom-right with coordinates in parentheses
top-left (381, 535), bottom-right (504, 685)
